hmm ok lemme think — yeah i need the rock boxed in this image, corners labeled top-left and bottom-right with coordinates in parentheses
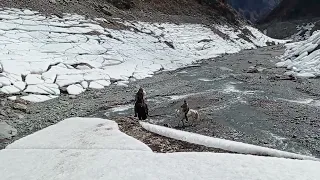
top-left (16, 114), bottom-right (24, 119)
top-left (81, 81), bottom-right (88, 89)
top-left (12, 103), bottom-right (27, 112)
top-left (5, 108), bottom-right (11, 114)
top-left (246, 66), bottom-right (259, 73)
top-left (163, 123), bottom-right (172, 128)
top-left (128, 76), bottom-right (137, 82)
top-left (0, 100), bottom-right (6, 106)
top-left (292, 135), bottom-right (297, 138)
top-left (15, 98), bottom-right (29, 105)
top-left (0, 109), bottom-right (7, 116)
top-left (49, 0), bottom-right (56, 3)
top-left (107, 0), bottom-right (134, 10)
top-left (69, 95), bottom-right (77, 99)
top-left (0, 122), bottom-right (17, 140)
top-left (101, 7), bottom-right (112, 16)
top-left (164, 41), bottom-right (175, 49)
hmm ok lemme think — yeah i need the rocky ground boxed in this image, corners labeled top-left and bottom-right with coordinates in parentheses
top-left (258, 18), bottom-right (320, 40)
top-left (1, 45), bottom-right (320, 157)
top-left (0, 0), bottom-right (243, 30)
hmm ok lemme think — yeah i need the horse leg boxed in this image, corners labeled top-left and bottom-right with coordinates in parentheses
top-left (185, 112), bottom-right (189, 122)
top-left (142, 114), bottom-right (147, 120)
top-left (134, 103), bottom-right (138, 117)
top-left (181, 117), bottom-right (185, 127)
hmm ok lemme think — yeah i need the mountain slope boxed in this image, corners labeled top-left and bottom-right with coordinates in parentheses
top-left (258, 0), bottom-right (320, 40)
top-left (0, 0), bottom-right (245, 27)
top-left (259, 0), bottom-right (320, 24)
top-left (227, 0), bottom-right (281, 22)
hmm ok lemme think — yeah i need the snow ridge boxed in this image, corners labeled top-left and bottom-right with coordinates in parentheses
top-left (140, 121), bottom-right (319, 161)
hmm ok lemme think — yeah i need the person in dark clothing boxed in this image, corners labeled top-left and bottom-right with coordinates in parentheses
top-left (181, 100), bottom-right (190, 122)
top-left (134, 87), bottom-right (146, 117)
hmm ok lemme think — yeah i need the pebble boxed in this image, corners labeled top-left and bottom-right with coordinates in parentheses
top-left (0, 110), bottom-right (7, 116)
top-left (292, 135), bottom-right (297, 138)
top-left (49, 0), bottom-right (56, 4)
top-left (0, 101), bottom-right (6, 106)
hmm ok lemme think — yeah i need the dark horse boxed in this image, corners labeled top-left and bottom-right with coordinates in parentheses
top-left (134, 99), bottom-right (149, 120)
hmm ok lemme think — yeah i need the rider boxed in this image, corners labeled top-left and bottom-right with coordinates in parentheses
top-left (181, 100), bottom-right (190, 122)
top-left (134, 87), bottom-right (146, 117)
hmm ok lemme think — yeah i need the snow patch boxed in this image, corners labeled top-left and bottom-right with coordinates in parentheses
top-left (198, 78), bottom-right (215, 82)
top-left (24, 83), bottom-right (60, 95)
top-left (8, 96), bottom-right (17, 101)
top-left (25, 74), bottom-right (44, 85)
top-left (13, 81), bottom-right (26, 91)
top-left (0, 85), bottom-right (20, 94)
top-left (21, 94), bottom-right (58, 102)
top-left (6, 117), bottom-right (152, 151)
top-left (89, 81), bottom-right (104, 89)
top-left (278, 98), bottom-right (320, 107)
top-left (0, 77), bottom-right (11, 86)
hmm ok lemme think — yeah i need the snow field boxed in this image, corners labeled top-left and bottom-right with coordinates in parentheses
top-left (0, 7), bottom-right (285, 102)
top-left (0, 117), bottom-right (319, 180)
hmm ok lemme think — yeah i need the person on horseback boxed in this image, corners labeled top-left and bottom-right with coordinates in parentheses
top-left (181, 100), bottom-right (190, 122)
top-left (134, 87), bottom-right (148, 118)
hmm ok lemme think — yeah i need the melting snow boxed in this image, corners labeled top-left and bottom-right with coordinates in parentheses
top-left (0, 8), bottom-right (286, 101)
top-left (21, 94), bottom-right (58, 102)
top-left (198, 78), bottom-right (215, 82)
top-left (277, 98), bottom-right (320, 107)
top-left (140, 122), bottom-right (318, 161)
top-left (0, 117), bottom-right (319, 180)
top-left (278, 30), bottom-right (320, 78)
top-left (7, 96), bottom-right (17, 101)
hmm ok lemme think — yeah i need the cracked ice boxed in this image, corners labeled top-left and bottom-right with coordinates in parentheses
top-left (0, 7), bottom-right (286, 102)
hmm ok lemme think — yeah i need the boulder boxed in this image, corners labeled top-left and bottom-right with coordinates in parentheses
top-left (246, 66), bottom-right (259, 73)
top-left (0, 122), bottom-right (17, 140)
top-left (12, 103), bottom-right (27, 112)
